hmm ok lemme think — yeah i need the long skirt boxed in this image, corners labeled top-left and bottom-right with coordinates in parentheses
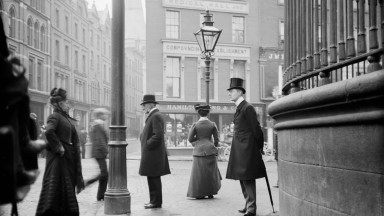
top-left (187, 155), bottom-right (222, 198)
top-left (36, 143), bottom-right (79, 216)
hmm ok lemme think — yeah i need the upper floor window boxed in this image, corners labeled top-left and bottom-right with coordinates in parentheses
top-left (232, 16), bottom-right (245, 43)
top-left (37, 60), bottom-right (43, 91)
top-left (31, 0), bottom-right (36, 8)
top-left (9, 7), bottom-right (16, 38)
top-left (233, 60), bottom-right (246, 79)
top-left (55, 9), bottom-right (60, 27)
top-left (82, 28), bottom-right (86, 43)
top-left (65, 45), bottom-right (69, 64)
top-left (27, 18), bottom-right (33, 46)
top-left (279, 20), bottom-right (284, 44)
top-left (74, 50), bottom-right (79, 69)
top-left (40, 26), bottom-right (45, 51)
top-left (65, 16), bottom-right (69, 33)
top-left (34, 21), bottom-right (39, 49)
top-left (165, 57), bottom-right (180, 98)
top-left (55, 40), bottom-right (60, 60)
top-left (36, 0), bottom-right (41, 11)
top-left (166, 11), bottom-right (179, 39)
top-left (28, 57), bottom-right (35, 89)
top-left (75, 23), bottom-right (78, 39)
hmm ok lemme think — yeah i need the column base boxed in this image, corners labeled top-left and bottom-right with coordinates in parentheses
top-left (104, 191), bottom-right (131, 214)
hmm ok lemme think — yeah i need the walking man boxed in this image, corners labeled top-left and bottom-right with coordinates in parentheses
top-left (139, 94), bottom-right (170, 209)
top-left (226, 78), bottom-right (266, 216)
top-left (89, 108), bottom-right (109, 201)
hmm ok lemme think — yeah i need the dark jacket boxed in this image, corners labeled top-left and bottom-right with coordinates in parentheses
top-left (188, 119), bottom-right (219, 157)
top-left (139, 109), bottom-right (170, 177)
top-left (36, 110), bottom-right (84, 216)
top-left (90, 120), bottom-right (108, 159)
top-left (226, 100), bottom-right (266, 180)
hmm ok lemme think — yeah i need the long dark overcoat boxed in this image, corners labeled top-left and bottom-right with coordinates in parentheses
top-left (226, 100), bottom-right (266, 180)
top-left (90, 122), bottom-right (108, 159)
top-left (36, 110), bottom-right (84, 216)
top-left (139, 109), bottom-right (170, 177)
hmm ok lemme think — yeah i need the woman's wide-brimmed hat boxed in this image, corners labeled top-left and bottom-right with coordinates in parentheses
top-left (194, 104), bottom-right (211, 111)
top-left (140, 94), bottom-right (158, 105)
top-left (50, 88), bottom-right (67, 104)
top-left (227, 77), bottom-right (246, 94)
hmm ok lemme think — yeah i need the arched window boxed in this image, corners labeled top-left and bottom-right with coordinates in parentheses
top-left (40, 26), bottom-right (45, 51)
top-left (9, 6), bottom-right (16, 38)
top-left (27, 18), bottom-right (33, 46)
top-left (34, 21), bottom-right (39, 49)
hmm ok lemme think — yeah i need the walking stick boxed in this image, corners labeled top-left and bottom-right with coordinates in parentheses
top-left (265, 173), bottom-right (276, 213)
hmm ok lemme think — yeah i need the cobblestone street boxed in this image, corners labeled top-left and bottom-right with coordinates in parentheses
top-left (1, 155), bottom-right (279, 216)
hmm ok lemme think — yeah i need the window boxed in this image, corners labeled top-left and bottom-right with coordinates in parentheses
top-left (200, 60), bottom-right (214, 100)
top-left (82, 55), bottom-right (86, 73)
top-left (165, 57), bottom-right (180, 98)
top-left (34, 21), bottom-right (39, 49)
top-left (90, 51), bottom-right (93, 68)
top-left (65, 16), bottom-right (69, 33)
top-left (65, 45), bottom-right (69, 64)
top-left (104, 64), bottom-right (106, 80)
top-left (40, 26), bottom-right (45, 51)
top-left (37, 61), bottom-right (43, 91)
top-left (55, 9), bottom-right (60, 27)
top-left (9, 7), bottom-right (16, 38)
top-left (90, 30), bottom-right (93, 46)
top-left (27, 18), bottom-right (33, 46)
top-left (233, 60), bottom-right (246, 79)
top-left (82, 28), bottom-right (85, 43)
top-left (166, 11), bottom-right (179, 39)
top-left (41, 1), bottom-right (45, 13)
top-left (28, 57), bottom-right (34, 89)
top-left (97, 55), bottom-right (100, 70)
top-left (279, 20), bottom-right (284, 44)
top-left (36, 0), bottom-right (41, 11)
top-left (31, 0), bottom-right (36, 8)
top-left (232, 16), bottom-right (245, 43)
top-left (97, 35), bottom-right (100, 49)
top-left (55, 40), bottom-right (60, 60)
top-left (75, 50), bottom-right (78, 69)
top-left (75, 23), bottom-right (78, 39)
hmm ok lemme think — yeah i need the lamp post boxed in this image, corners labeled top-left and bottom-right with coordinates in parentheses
top-left (194, 10), bottom-right (222, 105)
top-left (104, 0), bottom-right (130, 214)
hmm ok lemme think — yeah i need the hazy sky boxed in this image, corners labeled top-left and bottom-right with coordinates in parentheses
top-left (87, 0), bottom-right (146, 19)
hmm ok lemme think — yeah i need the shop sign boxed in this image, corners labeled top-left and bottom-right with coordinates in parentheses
top-left (163, 42), bottom-right (250, 58)
top-left (162, 0), bottom-right (249, 14)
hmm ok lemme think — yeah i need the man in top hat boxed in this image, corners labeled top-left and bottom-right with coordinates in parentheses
top-left (139, 94), bottom-right (171, 209)
top-left (226, 78), bottom-right (266, 216)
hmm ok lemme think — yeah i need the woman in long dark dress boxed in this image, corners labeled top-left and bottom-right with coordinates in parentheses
top-left (36, 88), bottom-right (84, 216)
top-left (187, 104), bottom-right (221, 199)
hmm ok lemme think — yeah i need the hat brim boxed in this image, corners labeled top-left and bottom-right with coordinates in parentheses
top-left (227, 87), bottom-right (246, 94)
top-left (140, 101), bottom-right (159, 105)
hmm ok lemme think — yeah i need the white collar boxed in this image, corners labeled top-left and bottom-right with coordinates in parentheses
top-left (235, 96), bottom-right (245, 107)
top-left (198, 117), bottom-right (209, 122)
top-left (148, 107), bottom-right (158, 115)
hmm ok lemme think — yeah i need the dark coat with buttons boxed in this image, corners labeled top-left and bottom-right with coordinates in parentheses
top-left (226, 100), bottom-right (266, 180)
top-left (139, 109), bottom-right (171, 177)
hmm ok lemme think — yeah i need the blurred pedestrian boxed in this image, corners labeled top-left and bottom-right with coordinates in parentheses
top-left (78, 127), bottom-right (87, 159)
top-left (139, 94), bottom-right (170, 209)
top-left (36, 88), bottom-right (84, 216)
top-left (38, 125), bottom-right (47, 158)
top-left (88, 108), bottom-right (109, 201)
top-left (226, 78), bottom-right (266, 216)
top-left (187, 104), bottom-right (221, 199)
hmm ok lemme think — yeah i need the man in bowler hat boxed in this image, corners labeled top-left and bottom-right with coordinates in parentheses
top-left (139, 94), bottom-right (171, 209)
top-left (226, 78), bottom-right (266, 216)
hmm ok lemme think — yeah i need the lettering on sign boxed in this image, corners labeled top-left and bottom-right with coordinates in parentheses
top-left (163, 42), bottom-right (250, 58)
top-left (162, 0), bottom-right (249, 14)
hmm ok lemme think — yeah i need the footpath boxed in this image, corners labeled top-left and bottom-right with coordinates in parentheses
top-left (0, 140), bottom-right (279, 216)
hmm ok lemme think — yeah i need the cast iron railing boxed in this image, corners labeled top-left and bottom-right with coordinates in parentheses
top-left (283, 0), bottom-right (384, 95)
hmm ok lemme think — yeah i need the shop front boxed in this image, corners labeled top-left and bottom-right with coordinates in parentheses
top-left (158, 101), bottom-right (266, 156)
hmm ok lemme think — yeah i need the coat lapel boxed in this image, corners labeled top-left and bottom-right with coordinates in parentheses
top-left (145, 109), bottom-right (158, 123)
top-left (233, 100), bottom-right (246, 120)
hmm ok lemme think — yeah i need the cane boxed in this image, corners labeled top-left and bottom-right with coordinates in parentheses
top-left (265, 173), bottom-right (276, 213)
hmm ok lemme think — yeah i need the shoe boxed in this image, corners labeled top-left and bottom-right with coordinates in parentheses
top-left (195, 197), bottom-right (205, 199)
top-left (144, 204), bottom-right (162, 209)
top-left (238, 209), bottom-right (246, 213)
top-left (244, 212), bottom-right (256, 216)
top-left (144, 203), bottom-right (151, 206)
top-left (207, 195), bottom-right (214, 199)
top-left (97, 198), bottom-right (104, 201)
top-left (273, 185), bottom-right (279, 188)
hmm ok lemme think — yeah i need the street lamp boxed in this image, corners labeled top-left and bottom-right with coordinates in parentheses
top-left (194, 10), bottom-right (222, 105)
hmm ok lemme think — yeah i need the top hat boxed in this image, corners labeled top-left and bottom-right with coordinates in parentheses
top-left (227, 78), bottom-right (246, 94)
top-left (140, 94), bottom-right (158, 105)
top-left (194, 104), bottom-right (211, 111)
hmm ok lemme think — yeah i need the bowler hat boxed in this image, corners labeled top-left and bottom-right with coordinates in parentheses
top-left (140, 94), bottom-right (158, 105)
top-left (227, 78), bottom-right (246, 94)
top-left (194, 104), bottom-right (211, 111)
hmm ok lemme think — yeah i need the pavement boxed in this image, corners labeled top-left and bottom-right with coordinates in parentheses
top-left (0, 140), bottom-right (279, 216)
